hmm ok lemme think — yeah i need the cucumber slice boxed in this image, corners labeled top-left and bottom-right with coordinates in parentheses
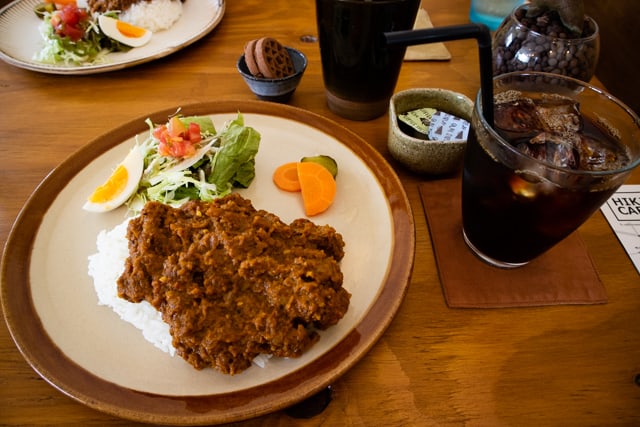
top-left (300, 155), bottom-right (338, 178)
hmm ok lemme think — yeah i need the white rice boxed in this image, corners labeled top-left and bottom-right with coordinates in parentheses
top-left (88, 218), bottom-right (176, 356)
top-left (87, 218), bottom-right (271, 368)
top-left (120, 0), bottom-right (184, 32)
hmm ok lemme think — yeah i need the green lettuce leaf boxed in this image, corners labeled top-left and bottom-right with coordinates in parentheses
top-left (181, 116), bottom-right (217, 137)
top-left (208, 114), bottom-right (261, 194)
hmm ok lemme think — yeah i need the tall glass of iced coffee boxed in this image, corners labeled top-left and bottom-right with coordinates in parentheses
top-left (462, 72), bottom-right (640, 268)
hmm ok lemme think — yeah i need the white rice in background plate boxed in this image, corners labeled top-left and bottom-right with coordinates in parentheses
top-left (120, 0), bottom-right (184, 32)
top-left (87, 218), bottom-right (272, 369)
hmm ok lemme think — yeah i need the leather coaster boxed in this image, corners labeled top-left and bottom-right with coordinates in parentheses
top-left (419, 177), bottom-right (608, 308)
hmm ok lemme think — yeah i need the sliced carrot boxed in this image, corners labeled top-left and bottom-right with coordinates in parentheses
top-left (297, 161), bottom-right (336, 216)
top-left (273, 162), bottom-right (301, 192)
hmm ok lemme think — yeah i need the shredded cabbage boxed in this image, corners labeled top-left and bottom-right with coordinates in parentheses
top-left (126, 113), bottom-right (260, 213)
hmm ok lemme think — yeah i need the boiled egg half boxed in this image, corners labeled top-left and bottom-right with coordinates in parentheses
top-left (83, 146), bottom-right (144, 213)
top-left (98, 15), bottom-right (152, 48)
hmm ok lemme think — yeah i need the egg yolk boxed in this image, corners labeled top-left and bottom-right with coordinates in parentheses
top-left (88, 165), bottom-right (128, 203)
top-left (116, 20), bottom-right (147, 39)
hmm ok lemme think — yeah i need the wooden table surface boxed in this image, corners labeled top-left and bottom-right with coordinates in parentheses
top-left (1, 0), bottom-right (639, 425)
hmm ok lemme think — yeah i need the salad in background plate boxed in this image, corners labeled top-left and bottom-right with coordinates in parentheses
top-left (32, 0), bottom-right (170, 65)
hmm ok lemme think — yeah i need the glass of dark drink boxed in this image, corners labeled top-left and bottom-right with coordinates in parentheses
top-left (462, 72), bottom-right (640, 268)
top-left (315, 0), bottom-right (420, 121)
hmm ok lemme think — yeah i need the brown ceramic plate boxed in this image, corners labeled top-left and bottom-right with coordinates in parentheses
top-left (1, 101), bottom-right (415, 425)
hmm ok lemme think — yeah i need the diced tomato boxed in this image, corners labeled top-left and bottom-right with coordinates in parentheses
top-left (159, 138), bottom-right (197, 158)
top-left (187, 122), bottom-right (202, 144)
top-left (59, 4), bottom-right (80, 25)
top-left (60, 24), bottom-right (84, 41)
top-left (152, 124), bottom-right (167, 140)
top-left (50, 5), bottom-right (88, 42)
top-left (154, 119), bottom-right (202, 159)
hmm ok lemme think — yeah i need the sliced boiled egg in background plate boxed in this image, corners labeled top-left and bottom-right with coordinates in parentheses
top-left (83, 146), bottom-right (144, 213)
top-left (98, 15), bottom-right (152, 48)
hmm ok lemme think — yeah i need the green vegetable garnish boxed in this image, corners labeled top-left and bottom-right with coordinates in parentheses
top-left (209, 114), bottom-right (261, 192)
top-left (126, 113), bottom-right (260, 213)
top-left (301, 155), bottom-right (338, 178)
top-left (34, 3), bottom-right (55, 19)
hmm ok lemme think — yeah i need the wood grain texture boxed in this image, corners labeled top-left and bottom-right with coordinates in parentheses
top-left (1, 0), bottom-right (639, 425)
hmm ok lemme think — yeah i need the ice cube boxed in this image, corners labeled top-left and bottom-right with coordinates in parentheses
top-left (575, 134), bottom-right (630, 171)
top-left (516, 133), bottom-right (579, 169)
top-left (494, 91), bottom-right (630, 173)
top-left (531, 131), bottom-right (579, 168)
top-left (494, 98), bottom-right (542, 138)
top-left (535, 95), bottom-right (583, 135)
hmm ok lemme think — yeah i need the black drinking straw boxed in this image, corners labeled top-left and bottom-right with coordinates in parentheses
top-left (384, 23), bottom-right (494, 129)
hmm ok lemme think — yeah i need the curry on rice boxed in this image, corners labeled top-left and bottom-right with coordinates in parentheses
top-left (117, 193), bottom-right (351, 375)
